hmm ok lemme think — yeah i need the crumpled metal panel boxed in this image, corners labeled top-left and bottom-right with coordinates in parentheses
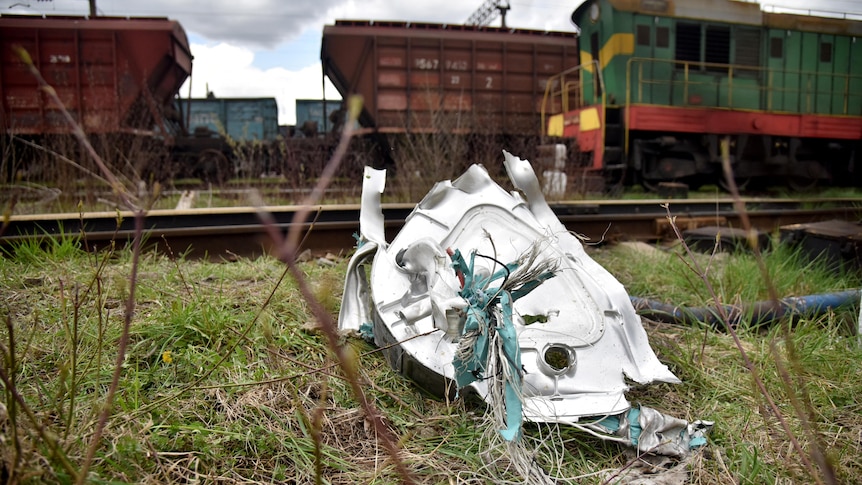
top-left (339, 152), bottom-right (680, 422)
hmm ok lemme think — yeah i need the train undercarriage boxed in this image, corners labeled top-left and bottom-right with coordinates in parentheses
top-left (627, 133), bottom-right (860, 192)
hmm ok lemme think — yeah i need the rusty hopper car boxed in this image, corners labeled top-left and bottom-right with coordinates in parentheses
top-left (321, 20), bottom-right (579, 136)
top-left (0, 14), bottom-right (191, 136)
top-left (1, 14), bottom-right (193, 184)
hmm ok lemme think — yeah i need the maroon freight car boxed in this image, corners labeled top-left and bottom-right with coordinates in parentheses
top-left (321, 20), bottom-right (579, 136)
top-left (0, 14), bottom-right (191, 136)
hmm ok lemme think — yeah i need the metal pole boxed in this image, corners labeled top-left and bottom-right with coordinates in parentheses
top-left (89, 0), bottom-right (97, 17)
top-left (322, 64), bottom-right (327, 134)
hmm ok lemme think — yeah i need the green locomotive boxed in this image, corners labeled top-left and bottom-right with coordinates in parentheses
top-left (543, 0), bottom-right (862, 190)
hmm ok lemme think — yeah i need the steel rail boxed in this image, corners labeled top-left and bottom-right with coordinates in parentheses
top-left (2, 198), bottom-right (860, 260)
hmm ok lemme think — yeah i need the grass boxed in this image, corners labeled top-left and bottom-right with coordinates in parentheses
top-left (1, 229), bottom-right (861, 483)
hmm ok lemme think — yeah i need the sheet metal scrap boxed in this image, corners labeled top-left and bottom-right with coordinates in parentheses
top-left (339, 151), bottom-right (709, 454)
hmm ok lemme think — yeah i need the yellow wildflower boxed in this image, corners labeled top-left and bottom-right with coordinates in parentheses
top-left (162, 350), bottom-right (173, 364)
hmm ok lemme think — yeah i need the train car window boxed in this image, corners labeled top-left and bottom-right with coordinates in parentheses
top-left (705, 25), bottom-right (731, 68)
top-left (637, 25), bottom-right (651, 46)
top-left (675, 23), bottom-right (701, 65)
top-left (770, 37), bottom-right (783, 59)
top-left (820, 42), bottom-right (833, 62)
top-left (656, 27), bottom-right (669, 48)
top-left (735, 27), bottom-right (761, 67)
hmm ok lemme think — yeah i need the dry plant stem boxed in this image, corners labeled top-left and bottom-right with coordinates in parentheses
top-left (4, 313), bottom-right (22, 482)
top-left (720, 140), bottom-right (836, 484)
top-left (161, 236), bottom-right (195, 298)
top-left (283, 260), bottom-right (416, 484)
top-left (663, 202), bottom-right (821, 482)
top-left (76, 211), bottom-right (145, 485)
top-left (257, 101), bottom-right (418, 484)
top-left (10, 135), bottom-right (109, 186)
top-left (283, 109), bottom-right (356, 251)
top-left (770, 341), bottom-right (837, 484)
top-left (67, 286), bottom-right (80, 439)
top-left (600, 442), bottom-right (667, 485)
top-left (0, 335), bottom-right (80, 481)
top-left (16, 48), bottom-right (147, 481)
top-left (311, 379), bottom-right (329, 485)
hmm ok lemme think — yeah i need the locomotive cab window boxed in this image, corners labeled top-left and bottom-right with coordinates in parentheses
top-left (705, 25), bottom-right (730, 71)
top-left (637, 25), bottom-right (651, 46)
top-left (734, 27), bottom-right (761, 76)
top-left (656, 26), bottom-right (669, 48)
top-left (770, 37), bottom-right (784, 58)
top-left (820, 42), bottom-right (833, 62)
top-left (675, 23), bottom-right (701, 65)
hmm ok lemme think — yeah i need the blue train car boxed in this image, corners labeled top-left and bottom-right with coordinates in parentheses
top-left (185, 97), bottom-right (279, 141)
top-left (295, 99), bottom-right (343, 135)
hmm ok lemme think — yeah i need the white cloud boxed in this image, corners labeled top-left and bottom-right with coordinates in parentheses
top-left (183, 42), bottom-right (340, 125)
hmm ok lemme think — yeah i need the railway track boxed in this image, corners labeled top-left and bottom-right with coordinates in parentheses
top-left (1, 198), bottom-right (860, 260)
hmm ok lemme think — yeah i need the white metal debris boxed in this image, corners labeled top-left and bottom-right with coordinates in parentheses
top-left (339, 151), bottom-right (709, 460)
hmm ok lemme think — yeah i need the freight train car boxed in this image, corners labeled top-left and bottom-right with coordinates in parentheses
top-left (174, 96), bottom-right (281, 180)
top-left (321, 20), bottom-right (579, 170)
top-left (543, 0), bottom-right (862, 191)
top-left (186, 96), bottom-right (279, 141)
top-left (0, 14), bottom-right (193, 183)
top-left (294, 99), bottom-right (343, 136)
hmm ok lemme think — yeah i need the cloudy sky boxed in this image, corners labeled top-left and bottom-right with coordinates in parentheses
top-left (3, 0), bottom-right (861, 125)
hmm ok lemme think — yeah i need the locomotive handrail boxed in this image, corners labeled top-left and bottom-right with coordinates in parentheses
top-left (540, 60), bottom-right (604, 138)
top-left (625, 57), bottom-right (861, 117)
top-left (624, 56), bottom-right (862, 154)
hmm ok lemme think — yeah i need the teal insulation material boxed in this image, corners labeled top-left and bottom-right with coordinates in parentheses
top-left (449, 248), bottom-right (555, 441)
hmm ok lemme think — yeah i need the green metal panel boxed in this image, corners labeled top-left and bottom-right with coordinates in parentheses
top-left (850, 38), bottom-right (862, 115)
top-left (817, 34), bottom-right (834, 114)
top-left (602, 7), bottom-right (629, 106)
top-left (728, 76), bottom-right (761, 110)
top-left (832, 36), bottom-right (850, 115)
top-left (728, 26), bottom-right (761, 110)
top-left (631, 14), bottom-right (673, 105)
top-left (579, 13), bottom-right (598, 104)
top-left (800, 32), bottom-right (818, 114)
top-left (653, 17), bottom-right (673, 105)
top-left (766, 30), bottom-right (785, 112)
top-left (785, 31), bottom-right (803, 113)
top-left (687, 71), bottom-right (720, 107)
top-left (602, 3), bottom-right (860, 119)
top-left (632, 15), bottom-right (653, 104)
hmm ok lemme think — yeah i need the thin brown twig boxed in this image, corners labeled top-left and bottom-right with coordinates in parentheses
top-left (0, 338), bottom-right (80, 481)
top-left (257, 96), bottom-right (417, 484)
top-left (659, 136), bottom-right (825, 484)
top-left (77, 211), bottom-right (145, 484)
top-left (719, 138), bottom-right (836, 485)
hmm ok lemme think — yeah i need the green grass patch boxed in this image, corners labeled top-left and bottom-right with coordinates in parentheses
top-left (1, 232), bottom-right (860, 483)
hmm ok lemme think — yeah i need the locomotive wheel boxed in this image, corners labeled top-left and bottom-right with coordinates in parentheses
top-left (195, 149), bottom-right (231, 186)
top-left (787, 175), bottom-right (818, 192)
top-left (786, 161), bottom-right (825, 192)
top-left (718, 175), bottom-right (751, 193)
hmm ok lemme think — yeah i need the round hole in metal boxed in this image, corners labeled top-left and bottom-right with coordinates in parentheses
top-left (543, 344), bottom-right (575, 374)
